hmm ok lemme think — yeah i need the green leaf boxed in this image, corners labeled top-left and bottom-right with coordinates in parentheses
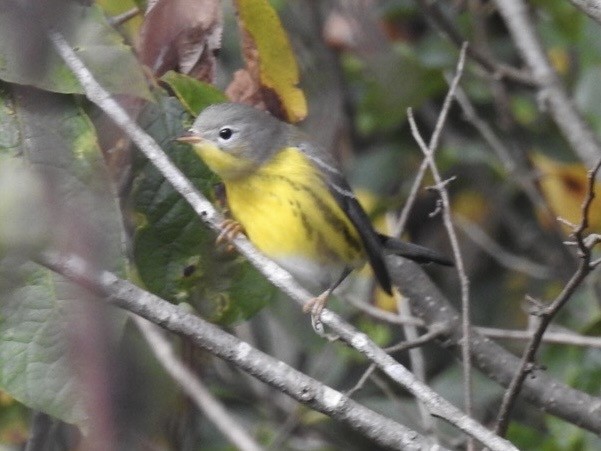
top-left (0, 261), bottom-right (89, 427)
top-left (0, 3), bottom-right (151, 100)
top-left (0, 85), bottom-right (127, 427)
top-left (160, 71), bottom-right (227, 116)
top-left (132, 92), bottom-right (275, 324)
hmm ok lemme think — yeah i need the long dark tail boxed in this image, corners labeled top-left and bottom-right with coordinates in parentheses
top-left (378, 233), bottom-right (454, 266)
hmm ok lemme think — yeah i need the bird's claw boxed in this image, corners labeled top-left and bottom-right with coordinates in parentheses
top-left (304, 291), bottom-right (330, 334)
top-left (216, 219), bottom-right (244, 251)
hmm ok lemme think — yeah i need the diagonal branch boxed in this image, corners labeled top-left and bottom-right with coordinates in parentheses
top-left (494, 0), bottom-right (601, 168)
top-left (568, 0), bottom-right (601, 25)
top-left (39, 251), bottom-right (438, 451)
top-left (388, 256), bottom-right (601, 435)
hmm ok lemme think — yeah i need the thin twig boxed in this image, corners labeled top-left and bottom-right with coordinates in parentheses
top-left (108, 7), bottom-right (140, 27)
top-left (392, 56), bottom-right (468, 237)
top-left (266, 408), bottom-right (303, 451)
top-left (346, 294), bottom-right (425, 326)
top-left (477, 327), bottom-right (601, 348)
top-left (397, 293), bottom-right (436, 437)
top-left (392, 155), bottom-right (430, 238)
top-left (407, 43), bottom-right (473, 438)
top-left (452, 84), bottom-right (515, 172)
top-left (346, 363), bottom-right (377, 398)
top-left (456, 215), bottom-right (552, 279)
top-left (384, 325), bottom-right (447, 354)
top-left (133, 315), bottom-right (264, 451)
top-left (494, 158), bottom-right (601, 436)
top-left (451, 82), bottom-right (559, 227)
top-left (47, 30), bottom-right (517, 451)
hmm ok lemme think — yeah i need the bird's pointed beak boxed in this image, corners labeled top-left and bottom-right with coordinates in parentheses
top-left (176, 130), bottom-right (203, 144)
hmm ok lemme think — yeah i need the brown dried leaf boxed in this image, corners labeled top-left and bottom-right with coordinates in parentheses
top-left (225, 29), bottom-right (264, 107)
top-left (138, 0), bottom-right (222, 81)
top-left (225, 69), bottom-right (264, 108)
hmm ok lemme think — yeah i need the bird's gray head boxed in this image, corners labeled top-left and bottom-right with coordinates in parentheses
top-left (190, 103), bottom-right (290, 164)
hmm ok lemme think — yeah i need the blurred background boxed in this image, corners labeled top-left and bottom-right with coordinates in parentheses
top-left (1, 0), bottom-right (601, 449)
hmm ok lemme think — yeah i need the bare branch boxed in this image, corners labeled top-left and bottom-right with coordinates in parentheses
top-left (451, 80), bottom-right (563, 236)
top-left (568, 0), bottom-right (601, 25)
top-left (388, 256), bottom-right (601, 435)
top-left (346, 364), bottom-right (377, 398)
top-left (573, 159), bottom-right (601, 243)
top-left (477, 327), bottom-right (601, 348)
top-left (494, 0), bottom-right (601, 168)
top-left (452, 84), bottom-right (515, 172)
top-left (384, 324), bottom-right (447, 354)
top-left (456, 215), bottom-right (552, 279)
top-left (346, 295), bottom-right (425, 326)
top-left (39, 251), bottom-right (440, 451)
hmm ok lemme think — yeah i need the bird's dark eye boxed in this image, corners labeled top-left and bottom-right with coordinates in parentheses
top-left (219, 127), bottom-right (233, 140)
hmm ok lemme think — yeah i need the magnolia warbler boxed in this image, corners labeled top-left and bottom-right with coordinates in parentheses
top-left (178, 103), bottom-right (452, 321)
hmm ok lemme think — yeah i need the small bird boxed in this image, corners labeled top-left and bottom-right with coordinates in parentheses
top-left (178, 103), bottom-right (452, 322)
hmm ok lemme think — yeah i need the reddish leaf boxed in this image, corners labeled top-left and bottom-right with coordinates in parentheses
top-left (225, 68), bottom-right (264, 109)
top-left (138, 0), bottom-right (222, 81)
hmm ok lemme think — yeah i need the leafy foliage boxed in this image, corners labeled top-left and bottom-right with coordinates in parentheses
top-left (0, 88), bottom-right (126, 428)
top-left (0, 3), bottom-right (150, 99)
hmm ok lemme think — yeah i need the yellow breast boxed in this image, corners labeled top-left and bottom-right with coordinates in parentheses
top-left (223, 147), bottom-right (365, 283)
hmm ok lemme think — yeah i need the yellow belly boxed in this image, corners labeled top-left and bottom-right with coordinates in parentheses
top-left (223, 147), bottom-right (365, 287)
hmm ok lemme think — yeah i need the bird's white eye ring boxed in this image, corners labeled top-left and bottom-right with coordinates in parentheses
top-left (219, 127), bottom-right (233, 140)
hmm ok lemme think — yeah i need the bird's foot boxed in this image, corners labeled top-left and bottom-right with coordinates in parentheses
top-left (303, 291), bottom-right (331, 333)
top-left (216, 219), bottom-right (244, 251)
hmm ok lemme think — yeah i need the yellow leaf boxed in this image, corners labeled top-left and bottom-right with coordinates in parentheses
top-left (532, 152), bottom-right (601, 231)
top-left (234, 0), bottom-right (307, 122)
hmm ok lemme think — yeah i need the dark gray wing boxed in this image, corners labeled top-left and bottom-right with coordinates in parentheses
top-left (298, 140), bottom-right (392, 295)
